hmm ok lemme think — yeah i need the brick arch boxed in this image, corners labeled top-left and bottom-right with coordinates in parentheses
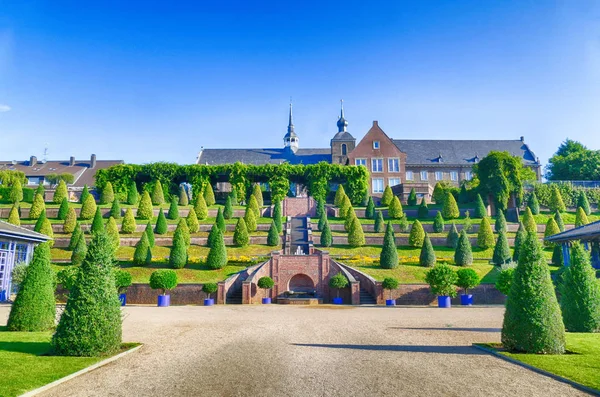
top-left (287, 273), bottom-right (315, 293)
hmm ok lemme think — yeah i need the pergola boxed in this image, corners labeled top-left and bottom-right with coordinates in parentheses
top-left (545, 220), bottom-right (600, 269)
top-left (0, 220), bottom-right (51, 301)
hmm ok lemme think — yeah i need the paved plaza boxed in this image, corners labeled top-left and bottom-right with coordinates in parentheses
top-left (0, 305), bottom-right (587, 396)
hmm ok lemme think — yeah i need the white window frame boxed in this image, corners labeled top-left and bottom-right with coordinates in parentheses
top-left (420, 171), bottom-right (428, 181)
top-left (465, 171), bottom-right (473, 181)
top-left (406, 171), bottom-right (413, 181)
top-left (450, 171), bottom-right (458, 181)
top-left (373, 140), bottom-right (380, 149)
top-left (372, 178), bottom-right (384, 193)
top-left (435, 171), bottom-right (443, 181)
top-left (388, 158), bottom-right (400, 173)
top-left (388, 178), bottom-right (401, 187)
top-left (355, 158), bottom-right (367, 167)
top-left (371, 158), bottom-right (383, 173)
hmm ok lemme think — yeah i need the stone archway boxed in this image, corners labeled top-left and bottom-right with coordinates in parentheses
top-left (288, 273), bottom-right (315, 293)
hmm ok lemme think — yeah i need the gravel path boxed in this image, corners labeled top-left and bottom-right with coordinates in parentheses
top-left (1, 305), bottom-right (588, 396)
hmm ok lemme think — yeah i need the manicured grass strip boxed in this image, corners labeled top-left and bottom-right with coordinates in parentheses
top-left (531, 211), bottom-right (600, 225)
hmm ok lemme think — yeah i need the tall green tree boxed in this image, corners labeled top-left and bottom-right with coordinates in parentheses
top-left (380, 222), bottom-right (398, 269)
top-left (546, 139), bottom-right (600, 181)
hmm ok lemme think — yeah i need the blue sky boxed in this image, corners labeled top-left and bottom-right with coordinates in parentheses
top-left (1, 1), bottom-right (599, 166)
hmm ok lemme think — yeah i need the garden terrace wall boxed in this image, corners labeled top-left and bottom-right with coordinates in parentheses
top-left (51, 235), bottom-right (270, 248)
top-left (0, 207), bottom-right (269, 219)
top-left (329, 207), bottom-right (474, 219)
top-left (316, 222), bottom-right (554, 234)
top-left (330, 235), bottom-right (524, 247)
top-left (383, 284), bottom-right (505, 305)
top-left (23, 222), bottom-right (273, 234)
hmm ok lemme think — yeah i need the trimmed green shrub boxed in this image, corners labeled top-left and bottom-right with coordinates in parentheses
top-left (36, 212), bottom-right (53, 245)
top-left (348, 217), bottom-right (365, 247)
top-left (495, 211), bottom-right (507, 233)
top-left (408, 219), bottom-right (425, 247)
top-left (544, 218), bottom-right (561, 247)
top-left (202, 282), bottom-right (218, 299)
top-left (53, 180), bottom-right (68, 204)
top-left (492, 230), bottom-right (511, 265)
top-left (178, 185), bottom-right (189, 206)
top-left (501, 232), bottom-right (566, 354)
top-left (441, 192), bottom-right (459, 219)
top-left (560, 243), bottom-right (600, 332)
top-left (167, 198), bottom-right (179, 220)
top-left (233, 218), bottom-right (249, 247)
top-left (477, 217), bottom-right (495, 249)
top-left (244, 207), bottom-right (257, 232)
top-left (144, 221), bottom-right (155, 248)
top-left (551, 243), bottom-right (564, 266)
top-left (407, 188), bottom-right (417, 206)
top-left (71, 233), bottom-right (87, 266)
top-left (329, 273), bottom-right (348, 298)
top-left (79, 185), bottom-right (89, 204)
top-left (9, 179), bottom-right (23, 203)
top-left (79, 194), bottom-right (97, 220)
top-left (548, 185), bottom-right (566, 213)
top-left (204, 183), bottom-right (216, 206)
top-left (454, 230), bottom-right (473, 266)
top-left (456, 268), bottom-right (480, 294)
top-left (344, 206), bottom-right (355, 232)
top-left (522, 207), bottom-right (536, 233)
top-left (528, 191), bottom-right (540, 215)
top-left (137, 191), bottom-right (153, 220)
top-left (35, 184), bottom-right (45, 200)
top-left (334, 185), bottom-right (346, 207)
top-left (251, 184), bottom-right (263, 208)
top-left (33, 210), bottom-right (45, 232)
top-left (169, 230), bottom-right (188, 269)
top-left (207, 222), bottom-right (219, 248)
top-left (272, 200), bottom-right (282, 233)
top-left (474, 194), bottom-right (487, 218)
top-left (380, 222), bottom-right (398, 269)
top-left (365, 196), bottom-right (375, 219)
top-left (58, 197), bottom-right (69, 220)
top-left (512, 222), bottom-right (526, 262)
top-left (419, 233), bottom-right (436, 267)
top-left (381, 186), bottom-right (394, 207)
top-left (223, 195), bottom-right (233, 219)
top-left (7, 243), bottom-right (55, 331)
top-left (496, 265), bottom-right (516, 295)
top-left (91, 207), bottom-right (104, 235)
top-left (100, 181), bottom-right (114, 205)
top-left (316, 199), bottom-right (325, 219)
top-left (206, 228), bottom-right (227, 269)
top-left (106, 216), bottom-right (120, 253)
top-left (577, 190), bottom-right (591, 216)
top-left (174, 218), bottom-right (190, 247)
top-left (230, 189), bottom-right (238, 206)
top-left (110, 198), bottom-right (121, 219)
top-left (114, 270), bottom-right (132, 294)
top-left (374, 210), bottom-right (385, 233)
top-left (127, 181), bottom-right (138, 205)
top-left (433, 211), bottom-right (444, 233)
top-left (133, 232), bottom-right (152, 265)
top-left (458, 184), bottom-right (470, 204)
top-left (382, 277), bottom-right (399, 300)
top-left (121, 208), bottom-right (137, 234)
top-left (463, 210), bottom-right (473, 232)
top-left (151, 180), bottom-right (165, 205)
top-left (29, 193), bottom-right (46, 220)
top-left (554, 210), bottom-right (565, 232)
top-left (149, 269), bottom-right (178, 295)
top-left (575, 206), bottom-right (589, 228)
top-left (320, 219), bottom-right (332, 247)
top-left (388, 196), bottom-right (403, 219)
top-left (267, 220), bottom-right (280, 246)
top-left (7, 205), bottom-right (20, 226)
top-left (247, 194), bottom-right (260, 218)
top-left (155, 209), bottom-right (167, 235)
top-left (425, 264), bottom-right (458, 297)
top-left (446, 222), bottom-right (459, 248)
top-left (417, 196), bottom-right (429, 218)
top-left (68, 223), bottom-right (82, 251)
top-left (257, 276), bottom-right (274, 292)
top-left (186, 207), bottom-right (200, 233)
top-left (193, 193), bottom-right (208, 220)
top-left (432, 182), bottom-right (445, 204)
top-left (56, 266), bottom-right (79, 293)
top-left (216, 207), bottom-right (225, 232)
top-left (318, 208), bottom-right (327, 231)
top-left (339, 195), bottom-right (351, 218)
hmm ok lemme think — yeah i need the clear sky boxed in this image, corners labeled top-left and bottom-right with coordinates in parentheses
top-left (1, 1), bottom-right (599, 167)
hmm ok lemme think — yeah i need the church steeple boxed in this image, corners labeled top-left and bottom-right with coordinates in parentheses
top-left (283, 101), bottom-right (299, 153)
top-left (287, 102), bottom-right (295, 134)
top-left (337, 99), bottom-right (348, 133)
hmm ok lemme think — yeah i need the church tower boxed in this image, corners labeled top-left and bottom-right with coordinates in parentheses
top-left (283, 103), bottom-right (299, 153)
top-left (330, 100), bottom-right (356, 164)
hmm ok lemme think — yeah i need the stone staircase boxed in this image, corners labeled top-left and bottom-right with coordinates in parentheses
top-left (227, 287), bottom-right (243, 304)
top-left (359, 288), bottom-right (377, 305)
top-left (289, 217), bottom-right (310, 255)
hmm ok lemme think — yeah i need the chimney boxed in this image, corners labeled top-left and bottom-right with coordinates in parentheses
top-left (30, 156), bottom-right (37, 167)
top-left (520, 136), bottom-right (524, 142)
top-left (90, 154), bottom-right (97, 169)
top-left (373, 121), bottom-right (379, 127)
top-left (69, 156), bottom-right (75, 166)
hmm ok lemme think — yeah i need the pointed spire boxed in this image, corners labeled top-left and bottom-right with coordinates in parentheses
top-left (337, 99), bottom-right (348, 133)
top-left (287, 100), bottom-right (294, 134)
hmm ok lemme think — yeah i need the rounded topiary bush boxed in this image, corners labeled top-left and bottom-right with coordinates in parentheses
top-left (114, 270), bottom-right (132, 294)
top-left (455, 268), bottom-right (480, 295)
top-left (388, 196), bottom-right (403, 219)
top-left (202, 282), bottom-right (218, 299)
top-left (79, 194), bottom-right (97, 220)
top-left (408, 219), bottom-right (425, 248)
top-left (329, 272), bottom-right (348, 298)
top-left (121, 208), bottom-right (137, 234)
top-left (495, 265), bottom-right (515, 295)
top-left (257, 276), bottom-right (274, 291)
top-left (382, 277), bottom-right (399, 300)
top-left (150, 269), bottom-right (178, 295)
top-left (425, 264), bottom-right (458, 298)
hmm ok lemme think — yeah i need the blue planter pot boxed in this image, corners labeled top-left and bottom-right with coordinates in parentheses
top-left (0, 290), bottom-right (6, 302)
top-left (386, 299), bottom-right (396, 306)
top-left (119, 293), bottom-right (127, 306)
top-left (437, 296), bottom-right (451, 308)
top-left (460, 294), bottom-right (473, 306)
top-left (204, 298), bottom-right (214, 306)
top-left (262, 297), bottom-right (272, 304)
top-left (332, 297), bottom-right (343, 305)
top-left (157, 295), bottom-right (170, 307)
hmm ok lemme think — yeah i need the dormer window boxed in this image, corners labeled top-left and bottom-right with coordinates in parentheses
top-left (373, 140), bottom-right (380, 149)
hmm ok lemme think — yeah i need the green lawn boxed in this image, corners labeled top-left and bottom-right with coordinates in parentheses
top-left (531, 210), bottom-right (600, 225)
top-left (499, 333), bottom-right (600, 392)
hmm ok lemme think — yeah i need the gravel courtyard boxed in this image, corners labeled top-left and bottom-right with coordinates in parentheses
top-left (1, 305), bottom-right (587, 397)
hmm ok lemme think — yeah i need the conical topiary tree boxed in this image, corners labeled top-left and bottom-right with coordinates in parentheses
top-left (100, 181), bottom-right (115, 205)
top-left (316, 199), bottom-right (325, 219)
top-left (35, 184), bottom-right (45, 200)
top-left (458, 184), bottom-right (470, 204)
top-left (7, 243), bottom-right (55, 331)
top-left (477, 217), bottom-right (495, 250)
top-left (492, 230), bottom-right (511, 265)
top-left (320, 218), bottom-right (332, 247)
top-left (247, 194), bottom-right (260, 218)
top-left (365, 196), bottom-right (375, 219)
top-left (251, 184), bottom-right (263, 208)
top-left (53, 180), bottom-right (68, 204)
top-left (68, 222), bottom-right (82, 251)
top-left (233, 217), bottom-right (249, 247)
top-left (71, 233), bottom-right (87, 266)
top-left (193, 193), bottom-right (208, 220)
top-left (7, 205), bottom-right (20, 226)
top-left (446, 222), bottom-right (459, 248)
top-left (52, 232), bottom-right (122, 356)
top-left (144, 221), bottom-right (155, 248)
top-left (58, 197), bottom-right (69, 220)
top-left (80, 194), bottom-right (97, 220)
top-left (34, 210), bottom-right (47, 233)
top-left (433, 211), bottom-right (445, 233)
top-left (522, 207), bottom-right (537, 234)
top-left (407, 188), bottom-right (417, 206)
top-left (133, 232), bottom-right (152, 265)
top-left (409, 219), bottom-right (425, 247)
top-left (528, 191), bottom-right (540, 215)
top-left (432, 182), bottom-right (445, 204)
top-left (552, 244), bottom-right (564, 266)
top-left (204, 183), bottom-right (216, 206)
top-left (216, 207), bottom-right (225, 232)
top-left (106, 216), bottom-right (120, 253)
top-left (575, 206), bottom-right (589, 228)
top-left (9, 179), bottom-right (23, 204)
top-left (381, 186), bottom-right (394, 207)
top-left (554, 210), bottom-right (565, 232)
top-left (454, 230), bottom-right (473, 266)
top-left (29, 193), bottom-right (46, 220)
top-left (339, 195), bottom-right (351, 219)
top-left (374, 210), bottom-right (385, 233)
top-left (348, 217), bottom-right (365, 247)
top-left (155, 209), bottom-right (167, 235)
top-left (501, 232), bottom-right (566, 354)
top-left (169, 229), bottom-right (188, 269)
top-left (121, 208), bottom-right (137, 234)
top-left (223, 195), bottom-right (233, 220)
top-left (178, 185), bottom-right (189, 206)
top-left (318, 209), bottom-right (327, 231)
top-left (207, 223), bottom-right (219, 248)
top-left (419, 233), bottom-right (436, 267)
top-left (548, 185), bottom-right (566, 213)
top-left (91, 207), bottom-right (104, 235)
top-left (273, 200), bottom-right (282, 233)
top-left (560, 243), bottom-right (600, 333)
top-left (495, 211), bottom-right (507, 234)
top-left (174, 218), bottom-right (190, 247)
top-left (417, 196), bottom-right (429, 218)
top-left (388, 196), bottom-right (403, 219)
top-left (267, 220), bottom-right (280, 247)
top-left (344, 206), bottom-right (355, 232)
top-left (441, 192), bottom-right (459, 219)
top-left (186, 207), bottom-right (200, 233)
top-left (544, 218), bottom-right (561, 247)
top-left (334, 185), bottom-right (346, 207)
top-left (361, 189), bottom-right (370, 207)
top-left (206, 228), bottom-right (227, 269)
top-left (244, 207), bottom-right (257, 232)
top-left (474, 194), bottom-right (487, 218)
top-left (110, 198), bottom-right (121, 219)
top-left (35, 211), bottom-right (54, 245)
top-left (512, 222), bottom-right (526, 262)
top-left (151, 180), bottom-right (165, 206)
top-left (137, 191), bottom-right (153, 220)
top-left (127, 181), bottom-right (139, 205)
top-left (577, 190), bottom-right (591, 216)
top-left (230, 189), bottom-right (238, 206)
top-left (380, 222), bottom-right (398, 269)
top-left (167, 198), bottom-right (179, 220)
